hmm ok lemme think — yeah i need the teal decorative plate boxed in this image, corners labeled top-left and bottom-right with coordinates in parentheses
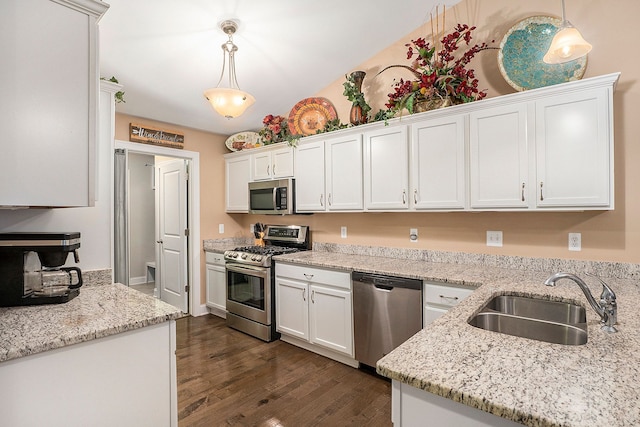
top-left (498, 16), bottom-right (587, 91)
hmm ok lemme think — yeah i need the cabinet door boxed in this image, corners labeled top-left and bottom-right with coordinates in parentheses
top-left (364, 126), bottom-right (410, 210)
top-left (326, 134), bottom-right (363, 211)
top-left (251, 151), bottom-right (272, 181)
top-left (294, 141), bottom-right (326, 212)
top-left (275, 278), bottom-right (309, 340)
top-left (309, 285), bottom-right (353, 356)
top-left (225, 155), bottom-right (251, 212)
top-left (0, 0), bottom-right (106, 207)
top-left (535, 88), bottom-right (612, 208)
top-left (411, 115), bottom-right (466, 210)
top-left (205, 263), bottom-right (226, 313)
top-left (272, 147), bottom-right (295, 178)
top-left (469, 104), bottom-right (529, 209)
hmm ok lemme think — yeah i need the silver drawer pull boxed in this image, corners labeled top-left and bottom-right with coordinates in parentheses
top-left (303, 273), bottom-right (314, 280)
top-left (302, 288), bottom-right (306, 301)
top-left (439, 295), bottom-right (459, 301)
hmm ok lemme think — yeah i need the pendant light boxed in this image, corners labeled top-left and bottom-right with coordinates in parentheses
top-left (543, 0), bottom-right (592, 64)
top-left (204, 20), bottom-right (255, 119)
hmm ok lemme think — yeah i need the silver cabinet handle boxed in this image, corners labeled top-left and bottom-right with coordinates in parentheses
top-left (521, 182), bottom-right (525, 202)
top-left (303, 273), bottom-right (314, 280)
top-left (414, 189), bottom-right (418, 204)
top-left (439, 294), bottom-right (459, 301)
top-left (320, 194), bottom-right (324, 206)
top-left (156, 240), bottom-right (163, 244)
top-left (328, 193), bottom-right (332, 206)
top-left (540, 181), bottom-right (544, 201)
top-left (402, 190), bottom-right (406, 204)
top-left (272, 164), bottom-right (276, 175)
top-left (267, 165), bottom-right (270, 175)
top-left (302, 288), bottom-right (306, 301)
top-left (311, 290), bottom-right (315, 303)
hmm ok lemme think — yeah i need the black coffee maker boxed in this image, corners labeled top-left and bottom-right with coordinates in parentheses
top-left (0, 232), bottom-right (83, 307)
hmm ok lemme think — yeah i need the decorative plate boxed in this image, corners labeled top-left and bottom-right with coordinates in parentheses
top-left (288, 97), bottom-right (337, 136)
top-left (225, 131), bottom-right (262, 151)
top-left (498, 16), bottom-right (587, 92)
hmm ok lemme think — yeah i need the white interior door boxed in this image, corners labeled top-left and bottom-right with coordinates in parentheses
top-left (156, 159), bottom-right (188, 312)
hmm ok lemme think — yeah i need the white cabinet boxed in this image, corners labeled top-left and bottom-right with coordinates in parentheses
top-left (295, 134), bottom-right (363, 212)
top-left (225, 154), bottom-right (251, 212)
top-left (469, 103), bottom-right (529, 209)
top-left (205, 252), bottom-right (226, 317)
top-left (252, 146), bottom-right (294, 181)
top-left (535, 88), bottom-right (612, 208)
top-left (275, 263), bottom-right (354, 362)
top-left (423, 281), bottom-right (474, 326)
top-left (364, 126), bottom-right (410, 210)
top-left (411, 115), bottom-right (466, 210)
top-left (0, 0), bottom-right (108, 207)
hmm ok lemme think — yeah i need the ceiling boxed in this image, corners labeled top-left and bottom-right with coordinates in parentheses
top-left (99, 0), bottom-right (461, 137)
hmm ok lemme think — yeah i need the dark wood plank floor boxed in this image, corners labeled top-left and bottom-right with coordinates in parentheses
top-left (176, 315), bottom-right (392, 427)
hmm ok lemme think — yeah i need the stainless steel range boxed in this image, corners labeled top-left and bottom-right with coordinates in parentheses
top-left (224, 224), bottom-right (309, 342)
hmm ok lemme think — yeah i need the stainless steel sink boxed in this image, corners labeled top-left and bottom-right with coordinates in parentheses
top-left (468, 295), bottom-right (588, 345)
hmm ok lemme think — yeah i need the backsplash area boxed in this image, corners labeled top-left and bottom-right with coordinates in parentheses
top-left (313, 243), bottom-right (640, 281)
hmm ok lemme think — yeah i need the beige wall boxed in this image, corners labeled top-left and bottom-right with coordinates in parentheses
top-left (114, 113), bottom-right (247, 304)
top-left (242, 0), bottom-right (640, 264)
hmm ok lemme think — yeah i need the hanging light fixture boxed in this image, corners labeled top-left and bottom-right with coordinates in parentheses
top-left (203, 20), bottom-right (255, 119)
top-left (543, 0), bottom-right (592, 64)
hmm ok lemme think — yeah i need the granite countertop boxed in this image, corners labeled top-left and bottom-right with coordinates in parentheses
top-left (203, 238), bottom-right (251, 254)
top-left (274, 250), bottom-right (640, 427)
top-left (0, 281), bottom-right (183, 363)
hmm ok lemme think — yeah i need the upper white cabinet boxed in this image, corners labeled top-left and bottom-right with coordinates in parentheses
top-left (364, 126), bottom-right (410, 210)
top-left (469, 103), bottom-right (529, 209)
top-left (535, 88), bottom-right (612, 208)
top-left (411, 115), bottom-right (467, 210)
top-left (225, 155), bottom-right (251, 212)
top-left (0, 0), bottom-right (108, 207)
top-left (252, 146), bottom-right (294, 181)
top-left (295, 134), bottom-right (363, 212)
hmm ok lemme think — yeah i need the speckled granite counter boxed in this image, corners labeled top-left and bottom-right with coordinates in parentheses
top-left (274, 249), bottom-right (640, 427)
top-left (0, 275), bottom-right (183, 363)
top-left (203, 237), bottom-right (252, 254)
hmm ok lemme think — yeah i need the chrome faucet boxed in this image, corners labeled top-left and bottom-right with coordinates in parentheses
top-left (544, 272), bottom-right (618, 333)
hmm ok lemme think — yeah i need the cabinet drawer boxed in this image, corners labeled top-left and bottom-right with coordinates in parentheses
top-left (276, 263), bottom-right (350, 290)
top-left (205, 252), bottom-right (225, 265)
top-left (424, 282), bottom-right (474, 308)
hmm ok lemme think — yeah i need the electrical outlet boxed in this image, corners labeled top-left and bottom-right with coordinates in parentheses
top-left (341, 226), bottom-right (347, 238)
top-left (250, 224), bottom-right (255, 233)
top-left (410, 228), bottom-right (418, 243)
top-left (486, 231), bottom-right (503, 247)
top-left (218, 224), bottom-right (225, 234)
top-left (569, 233), bottom-right (582, 251)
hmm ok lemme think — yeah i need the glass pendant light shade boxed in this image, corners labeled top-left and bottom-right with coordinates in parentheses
top-left (203, 20), bottom-right (255, 119)
top-left (543, 22), bottom-right (592, 64)
top-left (543, 0), bottom-right (592, 64)
top-left (204, 87), bottom-right (255, 119)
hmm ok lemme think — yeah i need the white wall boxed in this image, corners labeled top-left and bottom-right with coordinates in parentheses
top-left (128, 153), bottom-right (155, 282)
top-left (0, 85), bottom-right (116, 271)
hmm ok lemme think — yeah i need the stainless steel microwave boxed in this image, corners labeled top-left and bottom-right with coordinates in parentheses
top-left (248, 178), bottom-right (295, 215)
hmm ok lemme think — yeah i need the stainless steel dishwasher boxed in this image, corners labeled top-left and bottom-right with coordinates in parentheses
top-left (352, 271), bottom-right (422, 367)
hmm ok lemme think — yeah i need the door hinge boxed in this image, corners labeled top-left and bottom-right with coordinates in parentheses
top-left (184, 228), bottom-right (189, 237)
top-left (185, 284), bottom-right (189, 293)
top-left (184, 163), bottom-right (189, 181)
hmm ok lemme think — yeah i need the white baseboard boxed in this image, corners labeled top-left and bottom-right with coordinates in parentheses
top-left (191, 303), bottom-right (209, 317)
top-left (129, 276), bottom-right (147, 286)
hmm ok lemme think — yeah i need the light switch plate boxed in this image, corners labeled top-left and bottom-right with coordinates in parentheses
top-left (341, 226), bottom-right (347, 238)
top-left (486, 231), bottom-right (503, 247)
top-left (218, 223), bottom-right (224, 234)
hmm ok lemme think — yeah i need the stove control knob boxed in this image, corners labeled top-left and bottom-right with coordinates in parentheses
top-left (255, 255), bottom-right (263, 262)
top-left (229, 252), bottom-right (237, 258)
top-left (241, 253), bottom-right (248, 259)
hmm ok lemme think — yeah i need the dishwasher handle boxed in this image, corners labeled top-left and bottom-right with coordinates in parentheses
top-left (352, 271), bottom-right (422, 291)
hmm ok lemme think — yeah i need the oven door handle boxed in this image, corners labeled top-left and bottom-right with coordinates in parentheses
top-left (226, 263), bottom-right (269, 279)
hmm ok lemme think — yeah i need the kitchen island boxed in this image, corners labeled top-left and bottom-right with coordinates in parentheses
top-left (275, 247), bottom-right (640, 427)
top-left (0, 272), bottom-right (183, 427)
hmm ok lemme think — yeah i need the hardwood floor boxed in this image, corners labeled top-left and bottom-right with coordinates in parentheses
top-left (176, 315), bottom-right (392, 427)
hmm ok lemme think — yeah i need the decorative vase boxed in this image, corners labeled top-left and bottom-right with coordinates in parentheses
top-left (349, 71), bottom-right (368, 125)
top-left (414, 96), bottom-right (453, 113)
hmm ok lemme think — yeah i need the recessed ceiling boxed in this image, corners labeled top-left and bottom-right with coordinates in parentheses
top-left (99, 0), bottom-right (461, 136)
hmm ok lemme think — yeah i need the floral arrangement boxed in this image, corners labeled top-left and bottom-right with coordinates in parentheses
top-left (383, 18), bottom-right (495, 115)
top-left (259, 114), bottom-right (299, 147)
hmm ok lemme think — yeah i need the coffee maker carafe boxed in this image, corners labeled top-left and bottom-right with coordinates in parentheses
top-left (0, 232), bottom-right (83, 307)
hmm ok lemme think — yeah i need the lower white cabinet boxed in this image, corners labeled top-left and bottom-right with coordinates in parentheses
top-left (205, 252), bottom-right (226, 317)
top-left (275, 263), bottom-right (354, 362)
top-left (424, 281), bottom-right (474, 326)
